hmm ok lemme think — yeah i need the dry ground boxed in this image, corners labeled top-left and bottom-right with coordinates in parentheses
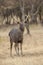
top-left (0, 24), bottom-right (43, 65)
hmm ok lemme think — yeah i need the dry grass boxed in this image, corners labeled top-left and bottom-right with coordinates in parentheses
top-left (0, 24), bottom-right (43, 65)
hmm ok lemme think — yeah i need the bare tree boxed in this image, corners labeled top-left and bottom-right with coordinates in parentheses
top-left (0, 0), bottom-right (43, 24)
top-left (28, 0), bottom-right (43, 24)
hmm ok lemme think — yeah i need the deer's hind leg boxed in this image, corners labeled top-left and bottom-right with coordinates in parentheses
top-left (20, 43), bottom-right (23, 55)
top-left (10, 39), bottom-right (13, 56)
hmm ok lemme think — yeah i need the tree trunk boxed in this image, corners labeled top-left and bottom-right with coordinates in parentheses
top-left (19, 0), bottom-right (25, 22)
top-left (30, 4), bottom-right (38, 24)
top-left (39, 6), bottom-right (42, 21)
